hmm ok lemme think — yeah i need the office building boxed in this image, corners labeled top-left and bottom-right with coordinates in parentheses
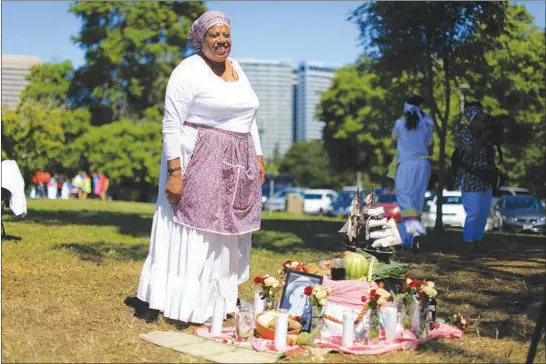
top-left (1, 55), bottom-right (43, 109)
top-left (295, 61), bottom-right (338, 141)
top-left (239, 59), bottom-right (294, 161)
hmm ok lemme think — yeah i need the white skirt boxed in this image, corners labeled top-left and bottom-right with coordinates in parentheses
top-left (137, 125), bottom-right (252, 324)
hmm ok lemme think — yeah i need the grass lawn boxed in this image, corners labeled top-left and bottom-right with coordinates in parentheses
top-left (2, 199), bottom-right (545, 363)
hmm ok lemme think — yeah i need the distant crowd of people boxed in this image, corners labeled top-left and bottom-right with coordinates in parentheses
top-left (31, 170), bottom-right (110, 201)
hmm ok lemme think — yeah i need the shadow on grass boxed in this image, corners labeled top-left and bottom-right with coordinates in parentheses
top-left (56, 242), bottom-right (149, 263)
top-left (418, 339), bottom-right (520, 362)
top-left (1, 234), bottom-right (22, 242)
top-left (124, 296), bottom-right (195, 330)
top-left (19, 208), bottom-right (152, 237)
top-left (254, 219), bottom-right (344, 253)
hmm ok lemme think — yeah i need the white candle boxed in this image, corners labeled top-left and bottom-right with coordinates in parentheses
top-left (254, 289), bottom-right (265, 317)
top-left (410, 296), bottom-right (421, 335)
top-left (274, 309), bottom-right (288, 352)
top-left (342, 309), bottom-right (354, 347)
top-left (211, 297), bottom-right (224, 336)
top-left (382, 303), bottom-right (398, 342)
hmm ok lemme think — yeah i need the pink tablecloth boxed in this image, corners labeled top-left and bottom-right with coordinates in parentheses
top-left (195, 322), bottom-right (463, 356)
top-left (317, 323), bottom-right (463, 355)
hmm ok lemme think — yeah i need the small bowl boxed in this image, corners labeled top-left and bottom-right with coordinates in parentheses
top-left (255, 312), bottom-right (302, 340)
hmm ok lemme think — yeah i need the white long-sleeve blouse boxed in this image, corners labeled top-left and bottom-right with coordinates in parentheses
top-left (162, 54), bottom-right (262, 161)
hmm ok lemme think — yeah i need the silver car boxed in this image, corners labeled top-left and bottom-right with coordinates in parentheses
top-left (495, 195), bottom-right (546, 234)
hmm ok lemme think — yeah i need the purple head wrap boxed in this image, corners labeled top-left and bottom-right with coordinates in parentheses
top-left (188, 11), bottom-right (231, 52)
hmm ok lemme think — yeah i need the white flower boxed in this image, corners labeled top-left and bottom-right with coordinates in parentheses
top-left (264, 276), bottom-right (279, 288)
top-left (422, 285), bottom-right (438, 298)
top-left (319, 298), bottom-right (327, 306)
top-left (315, 290), bottom-right (328, 300)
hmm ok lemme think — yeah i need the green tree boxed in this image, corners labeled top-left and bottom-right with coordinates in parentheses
top-left (351, 1), bottom-right (507, 230)
top-left (279, 141), bottom-right (352, 189)
top-left (317, 60), bottom-right (420, 183)
top-left (1, 101), bottom-right (90, 182)
top-left (68, 0), bottom-right (205, 124)
top-left (20, 61), bottom-right (75, 108)
top-left (65, 120), bottom-right (162, 201)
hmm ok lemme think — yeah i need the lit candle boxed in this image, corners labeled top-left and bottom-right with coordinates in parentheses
top-left (211, 297), bottom-right (224, 337)
top-left (274, 309), bottom-right (288, 352)
top-left (342, 309), bottom-right (354, 347)
top-left (254, 289), bottom-right (265, 318)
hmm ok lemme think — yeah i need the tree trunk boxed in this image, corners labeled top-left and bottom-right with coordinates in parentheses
top-left (434, 57), bottom-right (452, 232)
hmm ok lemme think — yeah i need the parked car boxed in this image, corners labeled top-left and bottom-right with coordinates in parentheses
top-left (374, 193), bottom-right (401, 223)
top-left (494, 195), bottom-right (546, 234)
top-left (492, 186), bottom-right (533, 207)
top-left (326, 186), bottom-right (367, 218)
top-left (263, 187), bottom-right (308, 212)
top-left (422, 190), bottom-right (466, 228)
top-left (303, 189), bottom-right (338, 215)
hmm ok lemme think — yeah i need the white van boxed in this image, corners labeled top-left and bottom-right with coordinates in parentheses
top-left (303, 189), bottom-right (338, 215)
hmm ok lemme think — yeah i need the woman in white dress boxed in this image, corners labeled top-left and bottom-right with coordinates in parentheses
top-left (392, 95), bottom-right (434, 253)
top-left (136, 11), bottom-right (266, 324)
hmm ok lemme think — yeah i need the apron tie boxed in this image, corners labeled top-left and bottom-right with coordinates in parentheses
top-left (222, 161), bottom-right (254, 206)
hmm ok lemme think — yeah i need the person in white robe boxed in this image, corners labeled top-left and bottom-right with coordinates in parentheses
top-left (392, 95), bottom-right (434, 253)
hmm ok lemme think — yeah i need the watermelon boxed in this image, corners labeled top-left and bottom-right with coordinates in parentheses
top-left (343, 252), bottom-right (369, 280)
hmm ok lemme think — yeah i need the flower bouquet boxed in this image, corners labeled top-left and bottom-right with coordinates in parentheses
top-left (253, 274), bottom-right (281, 310)
top-left (401, 275), bottom-right (438, 338)
top-left (362, 284), bottom-right (394, 342)
top-left (291, 284), bottom-right (331, 345)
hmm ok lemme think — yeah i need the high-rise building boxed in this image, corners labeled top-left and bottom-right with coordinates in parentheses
top-left (238, 59), bottom-right (294, 161)
top-left (295, 61), bottom-right (338, 141)
top-left (1, 55), bottom-right (43, 109)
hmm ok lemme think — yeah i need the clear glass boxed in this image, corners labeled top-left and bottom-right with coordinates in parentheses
top-left (235, 305), bottom-right (254, 342)
top-left (331, 258), bottom-right (343, 268)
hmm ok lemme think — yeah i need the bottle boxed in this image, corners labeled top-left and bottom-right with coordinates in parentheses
top-left (427, 297), bottom-right (437, 329)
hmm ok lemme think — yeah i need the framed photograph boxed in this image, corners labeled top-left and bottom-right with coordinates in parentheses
top-left (279, 270), bottom-right (324, 332)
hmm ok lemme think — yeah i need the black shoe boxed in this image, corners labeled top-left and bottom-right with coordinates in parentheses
top-left (412, 236), bottom-right (420, 254)
top-left (145, 309), bottom-right (160, 323)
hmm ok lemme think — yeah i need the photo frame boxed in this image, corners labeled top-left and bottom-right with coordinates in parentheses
top-left (279, 269), bottom-right (324, 332)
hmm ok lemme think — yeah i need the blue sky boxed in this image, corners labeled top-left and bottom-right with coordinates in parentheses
top-left (2, 1), bottom-right (545, 68)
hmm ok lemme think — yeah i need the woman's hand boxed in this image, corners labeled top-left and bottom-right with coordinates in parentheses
top-left (257, 156), bottom-right (266, 185)
top-left (165, 170), bottom-right (184, 205)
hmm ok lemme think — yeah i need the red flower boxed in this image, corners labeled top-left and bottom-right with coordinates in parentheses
top-left (370, 289), bottom-right (376, 297)
top-left (361, 296), bottom-right (368, 303)
top-left (295, 263), bottom-right (306, 272)
top-left (433, 322), bottom-right (440, 329)
top-left (304, 286), bottom-right (313, 296)
top-left (405, 273), bottom-right (410, 279)
top-left (292, 316), bottom-right (301, 322)
top-left (253, 276), bottom-right (265, 284)
top-left (409, 280), bottom-right (423, 288)
top-left (282, 260), bottom-right (292, 268)
top-left (374, 294), bottom-right (381, 301)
